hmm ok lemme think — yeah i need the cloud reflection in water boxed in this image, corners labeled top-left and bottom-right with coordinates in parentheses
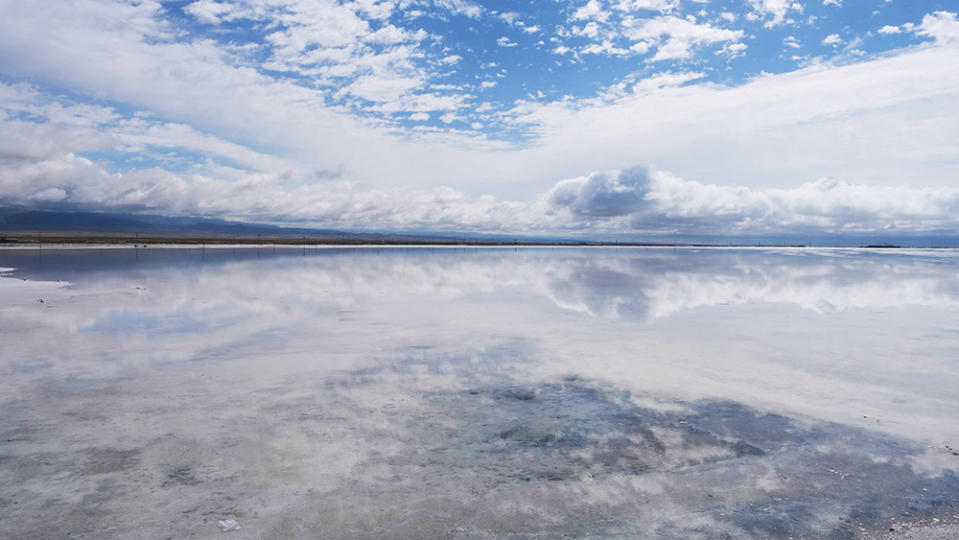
top-left (1, 247), bottom-right (958, 538)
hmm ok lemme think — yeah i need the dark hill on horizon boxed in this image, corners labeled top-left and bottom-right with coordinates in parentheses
top-left (1, 207), bottom-right (957, 247)
top-left (0, 208), bottom-right (345, 236)
top-left (0, 208), bottom-right (561, 245)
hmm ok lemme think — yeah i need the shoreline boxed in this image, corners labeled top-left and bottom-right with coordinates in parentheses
top-left (0, 233), bottom-right (945, 249)
top-left (2, 243), bottom-right (951, 251)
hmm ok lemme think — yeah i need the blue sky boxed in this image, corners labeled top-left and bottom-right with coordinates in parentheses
top-left (0, 1), bottom-right (958, 237)
top-left (161, 0), bottom-right (946, 140)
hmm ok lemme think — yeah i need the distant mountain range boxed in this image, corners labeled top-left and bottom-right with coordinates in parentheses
top-left (0, 207), bottom-right (556, 244)
top-left (0, 207), bottom-right (345, 235)
top-left (1, 207), bottom-right (957, 247)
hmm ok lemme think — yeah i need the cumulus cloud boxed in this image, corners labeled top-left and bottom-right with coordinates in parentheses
top-left (915, 11), bottom-right (959, 45)
top-left (614, 0), bottom-right (680, 12)
top-left (623, 16), bottom-right (744, 61)
top-left (746, 0), bottom-right (802, 28)
top-left (545, 168), bottom-right (959, 235)
top-left (184, 0), bottom-right (233, 24)
top-left (105, 0), bottom-right (476, 127)
top-left (821, 33), bottom-right (843, 46)
top-left (572, 0), bottom-right (608, 22)
top-left (561, 4), bottom-right (744, 61)
top-left (547, 167), bottom-right (652, 218)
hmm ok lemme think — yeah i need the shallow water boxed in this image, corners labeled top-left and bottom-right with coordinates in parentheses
top-left (1, 246), bottom-right (958, 538)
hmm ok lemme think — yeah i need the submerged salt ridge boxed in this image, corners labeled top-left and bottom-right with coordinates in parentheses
top-left (0, 247), bottom-right (958, 538)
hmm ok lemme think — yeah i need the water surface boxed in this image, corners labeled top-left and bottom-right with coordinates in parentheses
top-left (1, 247), bottom-right (958, 538)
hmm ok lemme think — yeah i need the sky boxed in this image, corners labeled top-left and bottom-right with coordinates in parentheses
top-left (0, 0), bottom-right (958, 238)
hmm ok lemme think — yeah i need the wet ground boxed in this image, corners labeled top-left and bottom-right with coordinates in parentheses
top-left (1, 247), bottom-right (958, 538)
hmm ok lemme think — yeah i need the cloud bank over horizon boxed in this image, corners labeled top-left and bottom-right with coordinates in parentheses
top-left (1, 2), bottom-right (958, 238)
top-left (4, 145), bottom-right (959, 237)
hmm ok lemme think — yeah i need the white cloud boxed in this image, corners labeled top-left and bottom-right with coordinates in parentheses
top-left (505, 45), bottom-right (959, 192)
top-left (176, 1), bottom-right (458, 119)
top-left (562, 4), bottom-right (743, 60)
top-left (375, 91), bottom-right (469, 113)
top-left (496, 36), bottom-right (518, 47)
top-left (184, 0), bottom-right (233, 24)
top-left (629, 41), bottom-right (651, 54)
top-left (631, 71), bottom-right (705, 94)
top-left (31, 186), bottom-right (68, 202)
top-left (915, 11), bottom-right (959, 45)
top-left (572, 0), bottom-right (609, 22)
top-left (4, 142), bottom-right (958, 235)
top-left (613, 0), bottom-right (680, 12)
top-left (877, 25), bottom-right (901, 35)
top-left (0, 121), bottom-right (114, 161)
top-left (428, 0), bottom-right (483, 19)
top-left (599, 71), bottom-right (707, 100)
top-left (497, 11), bottom-right (520, 24)
top-left (366, 24), bottom-right (427, 45)
top-left (746, 0), bottom-right (802, 28)
top-left (547, 167), bottom-right (651, 219)
top-left (339, 74), bottom-right (423, 102)
top-left (582, 41), bottom-right (630, 56)
top-left (0, 83), bottom-right (296, 175)
top-left (545, 167), bottom-right (959, 234)
top-left (823, 0), bottom-right (841, 6)
top-left (572, 21), bottom-right (601, 39)
top-left (351, 0), bottom-right (398, 20)
top-left (717, 42), bottom-right (748, 59)
top-left (622, 16), bottom-right (745, 61)
top-left (821, 33), bottom-right (843, 46)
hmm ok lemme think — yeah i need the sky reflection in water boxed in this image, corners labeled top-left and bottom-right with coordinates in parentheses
top-left (1, 247), bottom-right (958, 538)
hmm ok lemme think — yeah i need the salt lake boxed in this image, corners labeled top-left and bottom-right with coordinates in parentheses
top-left (1, 246), bottom-right (958, 538)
